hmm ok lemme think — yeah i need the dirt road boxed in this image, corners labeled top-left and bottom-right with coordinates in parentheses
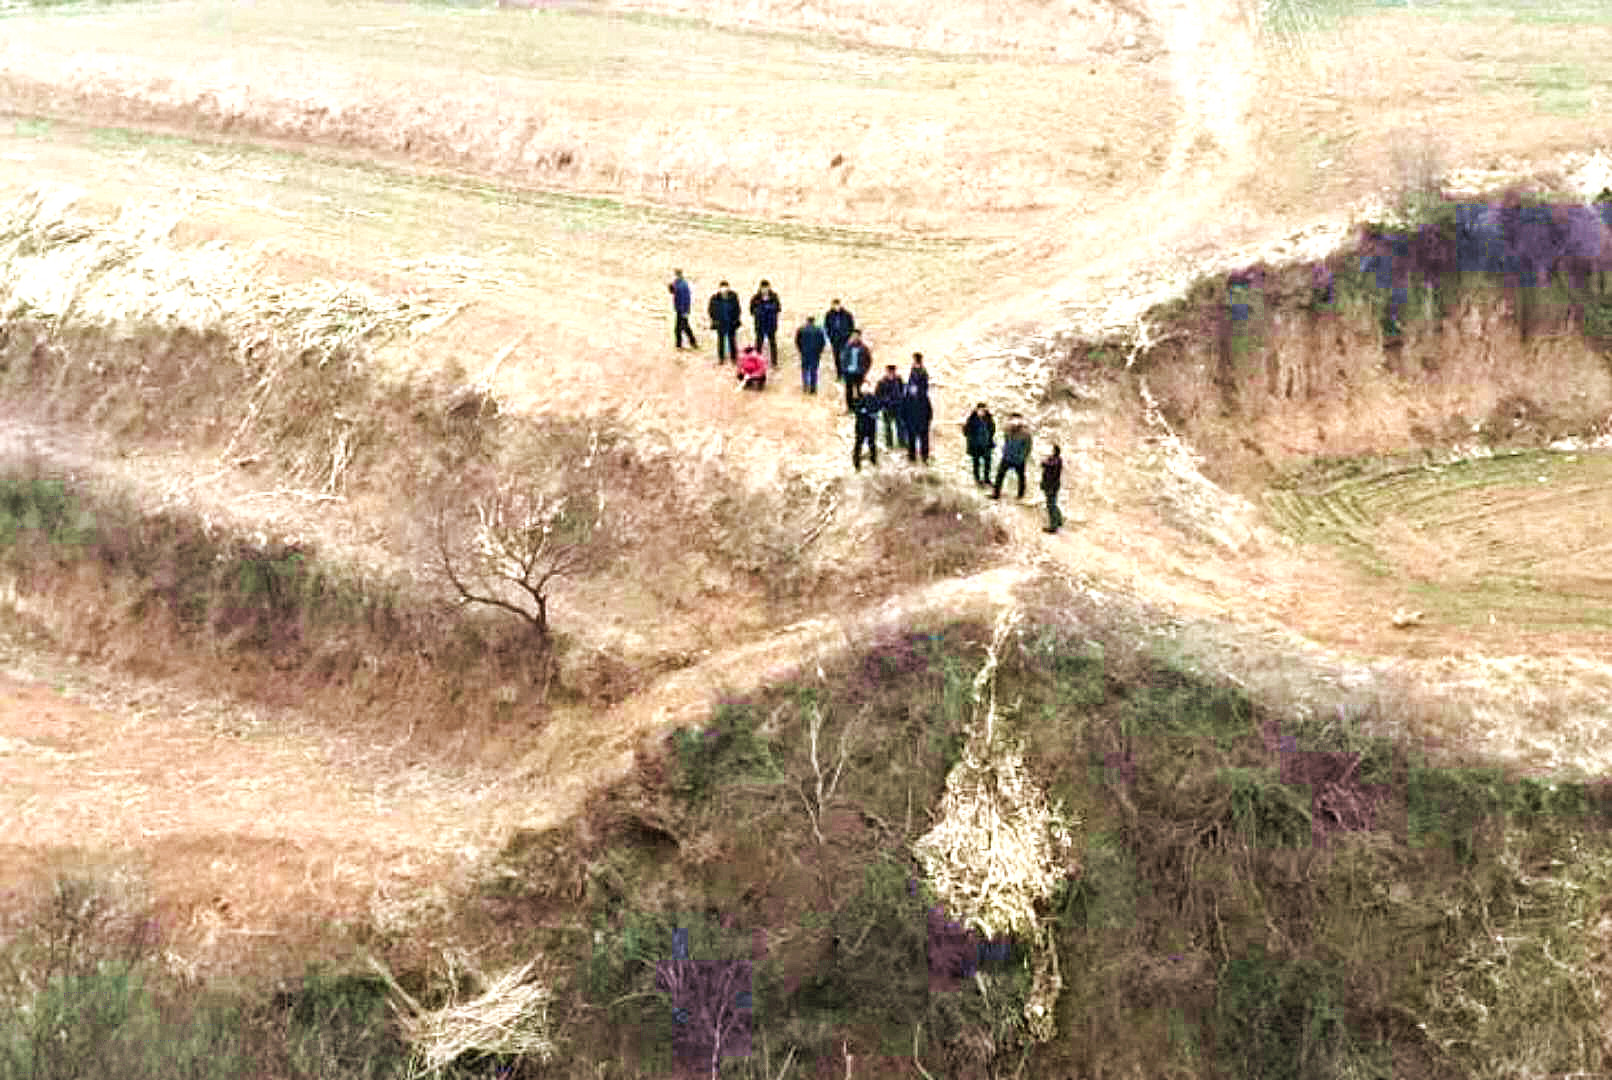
top-left (4, 0), bottom-right (1612, 976)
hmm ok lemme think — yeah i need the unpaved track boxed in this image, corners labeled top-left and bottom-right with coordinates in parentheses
top-left (0, 562), bottom-right (1038, 974)
top-left (6, 0), bottom-right (1612, 975)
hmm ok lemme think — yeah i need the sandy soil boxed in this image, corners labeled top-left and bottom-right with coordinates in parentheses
top-left (2, 0), bottom-right (1612, 972)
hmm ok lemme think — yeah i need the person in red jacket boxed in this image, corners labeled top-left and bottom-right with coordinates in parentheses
top-left (736, 345), bottom-right (768, 391)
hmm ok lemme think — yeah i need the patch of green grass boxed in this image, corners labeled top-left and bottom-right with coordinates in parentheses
top-left (671, 701), bottom-right (787, 805)
top-left (1213, 944), bottom-right (1390, 1080)
top-left (1123, 654), bottom-right (1255, 749)
top-left (1221, 767), bottom-right (1314, 848)
top-left (9, 117), bottom-right (52, 137)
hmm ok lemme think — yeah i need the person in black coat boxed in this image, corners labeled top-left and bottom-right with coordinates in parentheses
top-left (708, 281), bottom-right (742, 363)
top-left (824, 299), bottom-right (856, 381)
top-left (872, 364), bottom-right (906, 449)
top-left (750, 280), bottom-right (783, 366)
top-left (963, 403), bottom-right (995, 486)
top-left (852, 388), bottom-right (881, 471)
top-left (907, 352), bottom-right (930, 397)
top-left (901, 383), bottom-right (933, 465)
top-left (1040, 444), bottom-right (1064, 533)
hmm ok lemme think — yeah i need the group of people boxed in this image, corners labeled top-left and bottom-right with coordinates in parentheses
top-left (964, 404), bottom-right (1064, 533)
top-left (849, 354), bottom-right (933, 469)
top-left (666, 270), bottom-right (1066, 533)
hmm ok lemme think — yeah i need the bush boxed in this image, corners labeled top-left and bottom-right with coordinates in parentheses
top-left (671, 702), bottom-right (787, 805)
top-left (1212, 944), bottom-right (1387, 1080)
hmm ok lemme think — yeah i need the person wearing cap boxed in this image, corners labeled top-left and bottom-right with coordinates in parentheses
top-left (963, 403), bottom-right (996, 486)
top-left (824, 299), bottom-right (856, 381)
top-left (840, 329), bottom-right (873, 414)
top-left (750, 280), bottom-right (783, 367)
top-left (708, 280), bottom-right (742, 363)
top-left (668, 269), bottom-right (698, 350)
top-left (1040, 444), bottom-right (1064, 532)
top-left (873, 363), bottom-right (906, 449)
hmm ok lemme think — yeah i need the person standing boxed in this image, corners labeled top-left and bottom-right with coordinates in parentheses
top-left (907, 352), bottom-right (930, 397)
top-left (795, 315), bottom-right (827, 394)
top-left (1040, 444), bottom-right (1064, 533)
top-left (668, 269), bottom-right (698, 350)
top-left (708, 281), bottom-right (742, 363)
top-left (824, 299), bottom-right (856, 382)
top-left (963, 403), bottom-right (995, 486)
top-left (992, 413), bottom-right (1032, 500)
top-left (840, 329), bottom-right (873, 414)
top-left (750, 280), bottom-right (783, 367)
top-left (852, 387), bottom-right (881, 471)
top-left (902, 381), bottom-right (933, 465)
top-left (873, 364), bottom-right (906, 449)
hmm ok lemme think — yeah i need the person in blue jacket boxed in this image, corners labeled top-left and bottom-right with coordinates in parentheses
top-left (840, 329), bottom-right (873, 414)
top-left (668, 269), bottom-right (698, 350)
top-left (794, 315), bottom-right (827, 394)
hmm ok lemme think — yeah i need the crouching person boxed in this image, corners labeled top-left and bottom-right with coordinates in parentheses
top-left (737, 345), bottom-right (768, 391)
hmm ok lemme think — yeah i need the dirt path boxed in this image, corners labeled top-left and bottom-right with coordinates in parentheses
top-left (7, 0), bottom-right (1612, 982)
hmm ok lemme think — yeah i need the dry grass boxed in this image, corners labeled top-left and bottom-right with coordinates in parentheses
top-left (367, 950), bottom-right (556, 1076)
top-left (594, 0), bottom-right (1155, 56)
top-left (0, 0), bottom-right (1169, 229)
top-left (911, 609), bottom-right (1077, 1042)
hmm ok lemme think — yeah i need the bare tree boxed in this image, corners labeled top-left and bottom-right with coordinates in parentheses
top-left (432, 428), bottom-right (613, 640)
top-left (655, 949), bottom-right (753, 1079)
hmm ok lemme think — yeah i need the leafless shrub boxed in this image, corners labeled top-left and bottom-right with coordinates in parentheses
top-left (796, 703), bottom-right (865, 846)
top-left (430, 426), bottom-right (618, 641)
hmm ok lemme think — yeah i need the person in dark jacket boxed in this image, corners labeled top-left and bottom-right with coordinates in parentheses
top-left (963, 403), bottom-right (995, 486)
top-left (750, 280), bottom-right (783, 367)
top-left (992, 413), bottom-right (1032, 500)
top-left (1040, 444), bottom-right (1064, 532)
top-left (840, 329), bottom-right (872, 414)
top-left (852, 388), bottom-right (881, 471)
top-left (824, 299), bottom-right (856, 381)
top-left (873, 364), bottom-right (906, 449)
top-left (668, 269), bottom-right (698, 350)
top-left (902, 382), bottom-right (933, 464)
top-left (708, 281), bottom-right (742, 363)
top-left (795, 315), bottom-right (827, 394)
top-left (907, 352), bottom-right (930, 397)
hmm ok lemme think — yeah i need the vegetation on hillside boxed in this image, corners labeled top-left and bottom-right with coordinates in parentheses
top-left (8, 586), bottom-right (1601, 1078)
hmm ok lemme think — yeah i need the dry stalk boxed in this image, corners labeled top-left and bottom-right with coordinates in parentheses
top-left (797, 703), bottom-right (863, 846)
top-left (912, 607), bottom-right (1077, 1042)
top-left (1123, 313), bottom-right (1183, 370)
top-left (366, 950), bottom-right (556, 1076)
top-left (913, 1023), bottom-right (937, 1080)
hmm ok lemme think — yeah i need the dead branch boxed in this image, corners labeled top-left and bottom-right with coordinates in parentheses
top-left (798, 704), bottom-right (864, 845)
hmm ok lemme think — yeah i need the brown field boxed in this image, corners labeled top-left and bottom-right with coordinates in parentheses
top-left (1, 0), bottom-right (1612, 1056)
